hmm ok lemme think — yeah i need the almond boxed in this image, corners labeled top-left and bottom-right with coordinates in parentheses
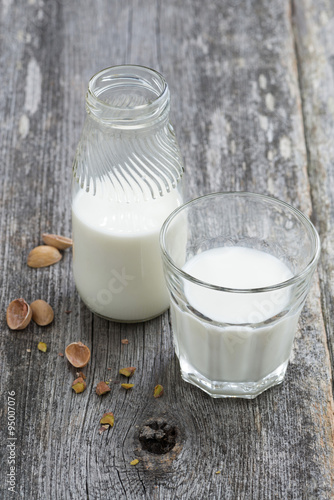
top-left (42, 233), bottom-right (73, 250)
top-left (27, 245), bottom-right (62, 268)
top-left (7, 298), bottom-right (32, 330)
top-left (30, 300), bottom-right (54, 326)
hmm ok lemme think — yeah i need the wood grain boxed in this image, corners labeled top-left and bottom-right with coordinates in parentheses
top-left (0, 0), bottom-right (333, 498)
top-left (293, 0), bottom-right (334, 389)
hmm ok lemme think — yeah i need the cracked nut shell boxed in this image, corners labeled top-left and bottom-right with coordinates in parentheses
top-left (42, 233), bottom-right (73, 250)
top-left (30, 300), bottom-right (54, 326)
top-left (7, 298), bottom-right (32, 330)
top-left (65, 341), bottom-right (91, 368)
top-left (27, 245), bottom-right (62, 268)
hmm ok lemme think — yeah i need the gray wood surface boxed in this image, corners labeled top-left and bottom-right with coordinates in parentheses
top-left (1, 0), bottom-right (333, 498)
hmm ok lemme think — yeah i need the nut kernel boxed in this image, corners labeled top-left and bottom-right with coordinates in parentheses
top-left (72, 377), bottom-right (86, 394)
top-left (96, 381), bottom-right (111, 396)
top-left (121, 383), bottom-right (134, 390)
top-left (119, 367), bottom-right (136, 377)
top-left (153, 384), bottom-right (164, 398)
top-left (100, 412), bottom-right (114, 427)
top-left (37, 342), bottom-right (47, 352)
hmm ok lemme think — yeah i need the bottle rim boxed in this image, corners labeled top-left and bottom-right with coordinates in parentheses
top-left (86, 65), bottom-right (170, 128)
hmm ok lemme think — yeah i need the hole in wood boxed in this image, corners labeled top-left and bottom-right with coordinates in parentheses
top-left (139, 418), bottom-right (177, 455)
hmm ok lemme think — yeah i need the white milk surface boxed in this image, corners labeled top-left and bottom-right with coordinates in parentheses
top-left (72, 188), bottom-right (181, 321)
top-left (171, 247), bottom-right (299, 383)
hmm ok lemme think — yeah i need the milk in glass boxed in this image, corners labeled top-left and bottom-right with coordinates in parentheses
top-left (171, 246), bottom-right (299, 383)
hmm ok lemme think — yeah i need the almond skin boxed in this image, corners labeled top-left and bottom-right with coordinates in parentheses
top-left (42, 233), bottom-right (73, 250)
top-left (27, 245), bottom-right (62, 268)
top-left (30, 300), bottom-right (54, 326)
top-left (7, 298), bottom-right (32, 330)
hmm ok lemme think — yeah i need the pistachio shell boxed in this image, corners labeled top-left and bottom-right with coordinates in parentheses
top-left (27, 245), bottom-right (62, 268)
top-left (42, 233), bottom-right (73, 250)
top-left (30, 300), bottom-right (54, 326)
top-left (6, 298), bottom-right (32, 330)
top-left (65, 341), bottom-right (91, 368)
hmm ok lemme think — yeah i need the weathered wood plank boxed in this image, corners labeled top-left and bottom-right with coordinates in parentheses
top-left (293, 0), bottom-right (334, 388)
top-left (0, 0), bottom-right (333, 499)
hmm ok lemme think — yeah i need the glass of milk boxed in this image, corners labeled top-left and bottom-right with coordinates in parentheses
top-left (72, 66), bottom-right (184, 322)
top-left (160, 192), bottom-right (320, 398)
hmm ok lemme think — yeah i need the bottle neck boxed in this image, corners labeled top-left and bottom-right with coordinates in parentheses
top-left (85, 65), bottom-right (170, 130)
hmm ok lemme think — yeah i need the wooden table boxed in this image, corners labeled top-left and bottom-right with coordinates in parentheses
top-left (1, 0), bottom-right (333, 498)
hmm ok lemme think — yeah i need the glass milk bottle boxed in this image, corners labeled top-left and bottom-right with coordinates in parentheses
top-left (72, 65), bottom-right (184, 322)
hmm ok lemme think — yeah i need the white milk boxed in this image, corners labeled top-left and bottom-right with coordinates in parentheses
top-left (72, 188), bottom-right (181, 321)
top-left (171, 247), bottom-right (300, 384)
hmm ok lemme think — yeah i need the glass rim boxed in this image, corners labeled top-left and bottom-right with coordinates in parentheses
top-left (159, 191), bottom-right (321, 294)
top-left (87, 64), bottom-right (169, 114)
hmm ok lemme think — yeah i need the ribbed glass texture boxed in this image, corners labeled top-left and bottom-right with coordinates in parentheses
top-left (73, 65), bottom-right (184, 202)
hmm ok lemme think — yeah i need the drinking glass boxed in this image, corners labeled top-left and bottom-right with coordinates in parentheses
top-left (160, 192), bottom-right (320, 398)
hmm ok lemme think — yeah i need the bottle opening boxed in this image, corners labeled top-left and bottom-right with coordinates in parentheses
top-left (86, 65), bottom-right (170, 127)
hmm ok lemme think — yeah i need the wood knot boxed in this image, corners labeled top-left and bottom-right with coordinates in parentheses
top-left (139, 418), bottom-right (177, 455)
